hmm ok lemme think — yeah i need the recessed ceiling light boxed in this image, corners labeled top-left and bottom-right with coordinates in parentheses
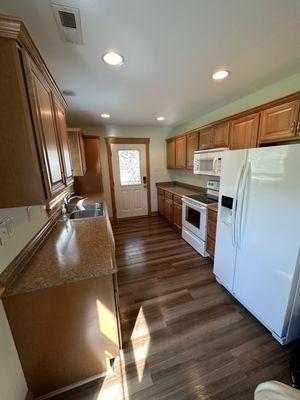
top-left (101, 113), bottom-right (110, 118)
top-left (102, 51), bottom-right (124, 66)
top-left (157, 116), bottom-right (165, 121)
top-left (212, 70), bottom-right (230, 80)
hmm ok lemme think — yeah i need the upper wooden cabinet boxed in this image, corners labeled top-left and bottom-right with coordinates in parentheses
top-left (259, 101), bottom-right (300, 144)
top-left (213, 122), bottom-right (229, 148)
top-left (166, 139), bottom-right (176, 169)
top-left (68, 128), bottom-right (87, 176)
top-left (186, 131), bottom-right (199, 169)
top-left (229, 113), bottom-right (260, 150)
top-left (199, 127), bottom-right (214, 150)
top-left (54, 99), bottom-right (73, 186)
top-left (0, 15), bottom-right (72, 208)
top-left (175, 136), bottom-right (187, 169)
top-left (199, 123), bottom-right (229, 150)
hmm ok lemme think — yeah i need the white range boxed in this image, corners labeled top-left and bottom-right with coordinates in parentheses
top-left (182, 180), bottom-right (219, 257)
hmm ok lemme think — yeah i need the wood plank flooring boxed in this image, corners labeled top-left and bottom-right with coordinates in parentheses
top-left (51, 216), bottom-right (298, 400)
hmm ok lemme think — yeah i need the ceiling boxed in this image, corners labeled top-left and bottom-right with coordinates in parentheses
top-left (0, 0), bottom-right (299, 127)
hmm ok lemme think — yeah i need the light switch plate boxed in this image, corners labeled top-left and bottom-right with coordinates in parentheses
top-left (0, 220), bottom-right (10, 245)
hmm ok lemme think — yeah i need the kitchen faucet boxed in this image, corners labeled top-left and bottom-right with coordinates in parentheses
top-left (63, 194), bottom-right (85, 213)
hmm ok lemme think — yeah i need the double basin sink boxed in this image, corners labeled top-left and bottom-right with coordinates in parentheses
top-left (68, 202), bottom-right (104, 220)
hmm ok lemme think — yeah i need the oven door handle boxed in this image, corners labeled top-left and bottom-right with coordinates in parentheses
top-left (183, 201), bottom-right (206, 212)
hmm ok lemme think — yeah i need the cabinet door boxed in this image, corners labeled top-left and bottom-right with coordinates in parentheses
top-left (213, 122), bottom-right (229, 148)
top-left (28, 61), bottom-right (65, 198)
top-left (173, 202), bottom-right (182, 230)
top-left (186, 132), bottom-right (199, 169)
top-left (259, 101), bottom-right (300, 143)
top-left (230, 113), bottom-right (259, 150)
top-left (68, 130), bottom-right (87, 176)
top-left (166, 139), bottom-right (176, 169)
top-left (175, 136), bottom-right (187, 169)
top-left (54, 99), bottom-right (73, 186)
top-left (158, 193), bottom-right (165, 216)
top-left (199, 127), bottom-right (214, 149)
top-left (164, 198), bottom-right (173, 223)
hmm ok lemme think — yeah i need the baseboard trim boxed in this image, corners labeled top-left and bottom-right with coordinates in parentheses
top-left (35, 370), bottom-right (110, 400)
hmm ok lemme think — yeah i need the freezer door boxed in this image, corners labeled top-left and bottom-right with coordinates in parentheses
top-left (214, 149), bottom-right (247, 292)
top-left (233, 144), bottom-right (300, 338)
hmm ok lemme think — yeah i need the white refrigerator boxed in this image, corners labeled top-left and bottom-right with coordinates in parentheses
top-left (214, 143), bottom-right (300, 344)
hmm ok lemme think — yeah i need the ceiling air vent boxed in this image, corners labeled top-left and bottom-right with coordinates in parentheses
top-left (51, 3), bottom-right (83, 44)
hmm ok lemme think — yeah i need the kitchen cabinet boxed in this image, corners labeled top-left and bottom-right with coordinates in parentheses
top-left (229, 113), bottom-right (260, 150)
top-left (26, 55), bottom-right (67, 198)
top-left (199, 123), bottom-right (229, 150)
top-left (207, 207), bottom-right (218, 259)
top-left (259, 100), bottom-right (300, 144)
top-left (175, 136), bottom-right (187, 169)
top-left (68, 128), bottom-right (87, 176)
top-left (213, 122), bottom-right (229, 148)
top-left (186, 131), bottom-right (199, 169)
top-left (173, 196), bottom-right (182, 230)
top-left (54, 97), bottom-right (74, 186)
top-left (157, 188), bottom-right (165, 216)
top-left (199, 127), bottom-right (214, 150)
top-left (166, 139), bottom-right (176, 169)
top-left (164, 198), bottom-right (174, 223)
top-left (0, 15), bottom-right (71, 208)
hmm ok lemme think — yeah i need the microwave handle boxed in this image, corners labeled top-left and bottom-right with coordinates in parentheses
top-left (212, 157), bottom-right (218, 173)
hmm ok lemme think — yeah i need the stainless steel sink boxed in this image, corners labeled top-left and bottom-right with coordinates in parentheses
top-left (79, 202), bottom-right (102, 211)
top-left (68, 208), bottom-right (104, 220)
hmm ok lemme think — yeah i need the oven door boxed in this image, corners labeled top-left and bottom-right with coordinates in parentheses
top-left (182, 199), bottom-right (207, 240)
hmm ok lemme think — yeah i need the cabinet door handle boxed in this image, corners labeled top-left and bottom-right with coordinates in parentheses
top-left (297, 121), bottom-right (300, 135)
top-left (290, 121), bottom-right (296, 133)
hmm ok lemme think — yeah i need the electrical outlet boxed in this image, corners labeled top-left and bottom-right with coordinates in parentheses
top-left (0, 220), bottom-right (10, 245)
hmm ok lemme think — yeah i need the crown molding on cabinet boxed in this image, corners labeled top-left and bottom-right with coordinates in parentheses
top-left (0, 14), bottom-right (67, 108)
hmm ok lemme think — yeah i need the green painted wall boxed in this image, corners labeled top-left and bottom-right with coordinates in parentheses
top-left (170, 71), bottom-right (300, 136)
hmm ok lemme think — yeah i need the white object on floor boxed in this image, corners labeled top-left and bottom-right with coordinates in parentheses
top-left (255, 381), bottom-right (300, 400)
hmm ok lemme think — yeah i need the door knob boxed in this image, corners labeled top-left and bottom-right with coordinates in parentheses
top-left (143, 176), bottom-right (147, 184)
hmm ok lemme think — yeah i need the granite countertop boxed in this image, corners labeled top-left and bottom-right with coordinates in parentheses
top-left (3, 193), bottom-right (116, 297)
top-left (157, 182), bottom-right (204, 197)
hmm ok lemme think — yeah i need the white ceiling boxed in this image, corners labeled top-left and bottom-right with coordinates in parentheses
top-left (1, 0), bottom-right (300, 127)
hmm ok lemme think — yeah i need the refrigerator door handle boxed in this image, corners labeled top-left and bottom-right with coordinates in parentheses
top-left (237, 160), bottom-right (251, 248)
top-left (231, 163), bottom-right (245, 246)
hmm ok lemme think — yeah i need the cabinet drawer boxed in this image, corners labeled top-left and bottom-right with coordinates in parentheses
top-left (207, 219), bottom-right (216, 239)
top-left (173, 195), bottom-right (182, 205)
top-left (165, 191), bottom-right (173, 200)
top-left (157, 187), bottom-right (165, 196)
top-left (208, 209), bottom-right (217, 224)
top-left (206, 236), bottom-right (215, 258)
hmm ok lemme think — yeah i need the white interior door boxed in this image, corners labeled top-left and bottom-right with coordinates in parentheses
top-left (111, 143), bottom-right (148, 218)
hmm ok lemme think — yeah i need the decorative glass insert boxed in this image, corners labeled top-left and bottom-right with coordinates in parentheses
top-left (118, 150), bottom-right (141, 186)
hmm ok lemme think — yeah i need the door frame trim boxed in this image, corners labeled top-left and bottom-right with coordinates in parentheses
top-left (105, 137), bottom-right (151, 220)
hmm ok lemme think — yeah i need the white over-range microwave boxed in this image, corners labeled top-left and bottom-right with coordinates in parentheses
top-left (193, 148), bottom-right (228, 176)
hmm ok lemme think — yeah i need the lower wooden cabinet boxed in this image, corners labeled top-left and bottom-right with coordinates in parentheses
top-left (173, 202), bottom-right (182, 230)
top-left (164, 197), bottom-right (174, 223)
top-left (157, 188), bottom-right (183, 231)
top-left (158, 193), bottom-right (165, 215)
top-left (207, 207), bottom-right (218, 259)
top-left (259, 100), bottom-right (300, 144)
top-left (3, 274), bottom-right (120, 397)
top-left (229, 113), bottom-right (260, 150)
